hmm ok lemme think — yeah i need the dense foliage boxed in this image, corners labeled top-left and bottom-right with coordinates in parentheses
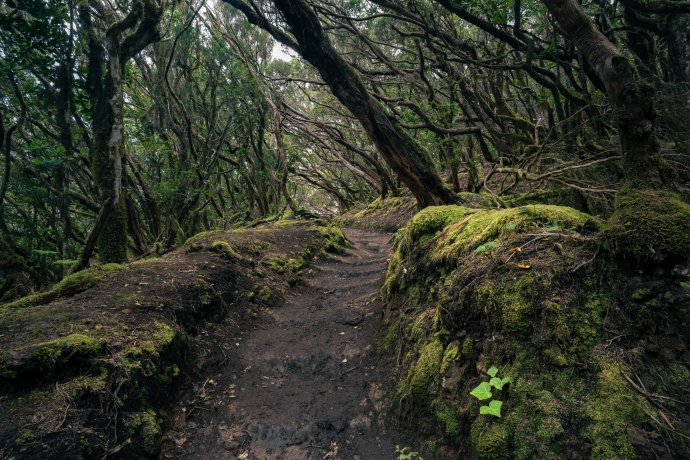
top-left (1, 0), bottom-right (688, 298)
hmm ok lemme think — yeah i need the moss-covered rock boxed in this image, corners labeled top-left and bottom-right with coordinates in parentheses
top-left (382, 203), bottom-right (690, 459)
top-left (211, 240), bottom-right (240, 258)
top-left (606, 187), bottom-right (690, 261)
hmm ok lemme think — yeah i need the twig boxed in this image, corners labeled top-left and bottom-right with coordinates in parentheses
top-left (340, 365), bottom-right (361, 376)
top-left (572, 247), bottom-right (600, 273)
top-left (106, 438), bottom-right (131, 458)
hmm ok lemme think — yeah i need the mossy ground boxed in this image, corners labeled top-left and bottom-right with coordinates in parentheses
top-left (0, 219), bottom-right (346, 459)
top-left (383, 204), bottom-right (690, 459)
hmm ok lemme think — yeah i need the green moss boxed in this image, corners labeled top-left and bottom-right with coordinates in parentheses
top-left (607, 187), bottom-right (690, 261)
top-left (260, 286), bottom-right (272, 302)
top-left (406, 338), bottom-right (444, 406)
top-left (211, 240), bottom-right (239, 258)
top-left (381, 324), bottom-right (398, 351)
top-left (152, 322), bottom-right (176, 346)
top-left (462, 337), bottom-right (476, 359)
top-left (287, 258), bottom-right (307, 272)
top-left (543, 347), bottom-right (568, 367)
top-left (471, 421), bottom-right (510, 459)
top-left (585, 360), bottom-right (649, 459)
top-left (499, 278), bottom-right (536, 334)
top-left (264, 257), bottom-right (287, 273)
top-left (126, 410), bottom-right (162, 457)
top-left (433, 401), bottom-right (461, 438)
top-left (1, 264), bottom-right (121, 312)
top-left (28, 334), bottom-right (103, 372)
top-left (184, 230), bottom-right (225, 244)
top-left (314, 225), bottom-right (348, 253)
top-left (440, 342), bottom-right (460, 375)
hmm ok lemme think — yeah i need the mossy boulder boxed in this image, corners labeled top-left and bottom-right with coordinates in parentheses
top-left (383, 204), bottom-right (689, 458)
top-left (606, 187), bottom-right (690, 261)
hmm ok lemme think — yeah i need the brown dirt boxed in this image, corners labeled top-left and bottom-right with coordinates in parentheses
top-left (161, 228), bottom-right (412, 460)
top-left (2, 221), bottom-right (416, 459)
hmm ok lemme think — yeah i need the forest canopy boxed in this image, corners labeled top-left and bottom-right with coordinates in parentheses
top-left (0, 0), bottom-right (689, 300)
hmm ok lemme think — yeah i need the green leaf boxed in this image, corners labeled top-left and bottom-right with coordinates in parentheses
top-left (501, 377), bottom-right (512, 388)
top-left (543, 220), bottom-right (560, 231)
top-left (491, 377), bottom-right (506, 389)
top-left (485, 242), bottom-right (502, 249)
top-left (487, 365), bottom-right (499, 377)
top-left (479, 400), bottom-right (503, 417)
top-left (470, 382), bottom-right (493, 400)
top-left (505, 223), bottom-right (516, 230)
top-left (474, 245), bottom-right (486, 253)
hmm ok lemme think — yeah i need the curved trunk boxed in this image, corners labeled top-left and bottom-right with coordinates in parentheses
top-left (541, 0), bottom-right (669, 188)
top-left (252, 0), bottom-right (457, 207)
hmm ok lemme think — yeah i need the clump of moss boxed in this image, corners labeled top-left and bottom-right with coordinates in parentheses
top-left (260, 286), bottom-right (272, 302)
top-left (584, 360), bottom-right (650, 459)
top-left (287, 258), bottom-right (307, 272)
top-left (403, 338), bottom-right (444, 406)
top-left (2, 264), bottom-right (121, 312)
top-left (264, 257), bottom-right (287, 273)
top-left (315, 225), bottom-right (348, 253)
top-left (29, 334), bottom-right (103, 372)
top-left (211, 240), bottom-right (240, 258)
top-left (125, 410), bottom-right (162, 457)
top-left (606, 187), bottom-right (690, 261)
top-left (471, 421), bottom-right (510, 459)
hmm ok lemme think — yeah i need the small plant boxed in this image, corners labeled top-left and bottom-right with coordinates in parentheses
top-left (542, 220), bottom-right (560, 232)
top-left (395, 445), bottom-right (423, 460)
top-left (469, 365), bottom-right (511, 418)
top-left (474, 241), bottom-right (502, 256)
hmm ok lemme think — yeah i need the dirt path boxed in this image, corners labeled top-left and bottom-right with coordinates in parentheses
top-left (168, 228), bottom-right (405, 460)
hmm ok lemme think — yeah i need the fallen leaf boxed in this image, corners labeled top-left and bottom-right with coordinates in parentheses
top-left (509, 247), bottom-right (521, 252)
top-left (342, 358), bottom-right (347, 363)
top-left (517, 264), bottom-right (531, 269)
top-left (174, 437), bottom-right (187, 446)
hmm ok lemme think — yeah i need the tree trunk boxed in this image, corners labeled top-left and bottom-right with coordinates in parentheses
top-left (542, 0), bottom-right (690, 261)
top-left (244, 0), bottom-right (457, 207)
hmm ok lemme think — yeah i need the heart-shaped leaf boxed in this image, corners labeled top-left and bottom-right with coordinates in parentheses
top-left (470, 382), bottom-right (492, 400)
top-left (487, 365), bottom-right (499, 377)
top-left (480, 400), bottom-right (503, 417)
top-left (501, 376), bottom-right (512, 388)
top-left (490, 377), bottom-right (503, 390)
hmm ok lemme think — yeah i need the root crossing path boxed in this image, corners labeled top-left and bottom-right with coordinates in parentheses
top-left (172, 228), bottom-right (407, 460)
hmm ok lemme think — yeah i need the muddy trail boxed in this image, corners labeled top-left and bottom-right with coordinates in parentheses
top-left (165, 228), bottom-right (407, 460)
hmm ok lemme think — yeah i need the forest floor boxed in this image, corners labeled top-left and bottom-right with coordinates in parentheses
top-left (0, 220), bottom-right (424, 460)
top-left (161, 228), bottom-right (411, 460)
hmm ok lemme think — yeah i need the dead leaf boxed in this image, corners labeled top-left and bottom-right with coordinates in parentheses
top-left (174, 437), bottom-right (187, 446)
top-left (509, 247), bottom-right (521, 252)
top-left (517, 264), bottom-right (531, 269)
